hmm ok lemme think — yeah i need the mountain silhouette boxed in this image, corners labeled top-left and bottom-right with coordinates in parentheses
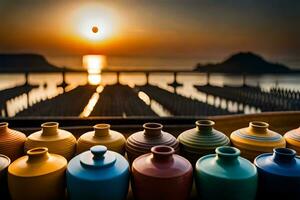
top-left (0, 54), bottom-right (64, 72)
top-left (195, 52), bottom-right (291, 74)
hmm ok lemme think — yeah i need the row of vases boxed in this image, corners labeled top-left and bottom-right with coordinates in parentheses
top-left (0, 120), bottom-right (300, 200)
top-left (1, 144), bottom-right (299, 200)
top-left (1, 120), bottom-right (300, 163)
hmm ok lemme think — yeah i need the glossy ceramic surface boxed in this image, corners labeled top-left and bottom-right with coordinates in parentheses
top-left (132, 145), bottom-right (193, 200)
top-left (25, 122), bottom-right (76, 160)
top-left (230, 121), bottom-right (286, 160)
top-left (8, 147), bottom-right (67, 200)
top-left (77, 124), bottom-right (126, 155)
top-left (284, 127), bottom-right (300, 155)
top-left (254, 148), bottom-right (300, 199)
top-left (126, 123), bottom-right (179, 164)
top-left (195, 146), bottom-right (257, 200)
top-left (0, 122), bottom-right (26, 161)
top-left (67, 145), bottom-right (130, 200)
top-left (178, 120), bottom-right (230, 165)
top-left (0, 154), bottom-right (10, 200)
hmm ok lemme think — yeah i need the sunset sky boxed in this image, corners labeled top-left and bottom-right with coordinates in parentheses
top-left (0, 0), bottom-right (299, 69)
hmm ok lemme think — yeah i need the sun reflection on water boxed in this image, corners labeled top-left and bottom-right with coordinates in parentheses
top-left (83, 55), bottom-right (106, 85)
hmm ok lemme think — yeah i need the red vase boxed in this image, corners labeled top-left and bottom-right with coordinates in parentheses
top-left (126, 123), bottom-right (179, 164)
top-left (132, 145), bottom-right (193, 200)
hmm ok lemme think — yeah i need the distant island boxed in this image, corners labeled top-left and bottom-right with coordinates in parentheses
top-left (194, 52), bottom-right (294, 74)
top-left (0, 54), bottom-right (65, 73)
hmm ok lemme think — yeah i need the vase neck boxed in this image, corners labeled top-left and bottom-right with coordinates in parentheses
top-left (273, 148), bottom-right (296, 163)
top-left (151, 146), bottom-right (174, 162)
top-left (94, 124), bottom-right (110, 137)
top-left (0, 122), bottom-right (9, 133)
top-left (27, 147), bottom-right (49, 163)
top-left (216, 146), bottom-right (240, 164)
top-left (41, 122), bottom-right (59, 136)
top-left (143, 123), bottom-right (163, 137)
top-left (196, 120), bottom-right (215, 133)
top-left (249, 121), bottom-right (269, 134)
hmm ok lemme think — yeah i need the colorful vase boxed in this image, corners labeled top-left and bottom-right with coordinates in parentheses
top-left (195, 146), bottom-right (257, 200)
top-left (0, 122), bottom-right (26, 161)
top-left (0, 154), bottom-right (10, 200)
top-left (77, 124), bottom-right (126, 155)
top-left (132, 145), bottom-right (193, 200)
top-left (25, 122), bottom-right (76, 160)
top-left (254, 148), bottom-right (300, 199)
top-left (67, 145), bottom-right (130, 200)
top-left (126, 123), bottom-right (179, 164)
top-left (8, 147), bottom-right (67, 200)
top-left (230, 121), bottom-right (286, 160)
top-left (284, 127), bottom-right (300, 155)
top-left (177, 120), bottom-right (230, 165)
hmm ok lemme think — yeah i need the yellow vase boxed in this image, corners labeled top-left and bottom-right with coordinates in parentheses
top-left (284, 127), bottom-right (300, 155)
top-left (77, 124), bottom-right (126, 155)
top-left (230, 121), bottom-right (286, 161)
top-left (8, 147), bottom-right (67, 200)
top-left (24, 122), bottom-right (76, 160)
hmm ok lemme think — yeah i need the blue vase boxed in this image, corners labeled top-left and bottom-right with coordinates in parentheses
top-left (254, 148), bottom-right (300, 200)
top-left (195, 146), bottom-right (257, 200)
top-left (67, 145), bottom-right (130, 200)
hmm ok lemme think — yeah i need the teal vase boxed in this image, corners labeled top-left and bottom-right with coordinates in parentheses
top-left (195, 146), bottom-right (257, 200)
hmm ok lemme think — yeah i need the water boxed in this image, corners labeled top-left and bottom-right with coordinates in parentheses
top-left (1, 72), bottom-right (299, 117)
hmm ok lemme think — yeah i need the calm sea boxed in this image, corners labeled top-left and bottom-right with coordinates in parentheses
top-left (1, 72), bottom-right (299, 117)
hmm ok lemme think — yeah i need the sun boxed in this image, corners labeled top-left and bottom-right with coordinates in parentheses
top-left (74, 5), bottom-right (116, 41)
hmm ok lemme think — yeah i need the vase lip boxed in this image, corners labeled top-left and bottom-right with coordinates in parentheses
top-left (151, 145), bottom-right (175, 156)
top-left (143, 122), bottom-right (163, 130)
top-left (90, 145), bottom-right (107, 159)
top-left (274, 148), bottom-right (296, 158)
top-left (216, 146), bottom-right (240, 157)
top-left (41, 122), bottom-right (59, 129)
top-left (196, 119), bottom-right (215, 127)
top-left (0, 122), bottom-right (8, 127)
top-left (27, 147), bottom-right (48, 156)
top-left (93, 123), bottom-right (111, 130)
top-left (249, 121), bottom-right (269, 129)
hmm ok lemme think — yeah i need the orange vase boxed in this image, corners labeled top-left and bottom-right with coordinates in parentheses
top-left (25, 122), bottom-right (76, 160)
top-left (0, 122), bottom-right (26, 161)
top-left (284, 127), bottom-right (300, 155)
top-left (8, 147), bottom-right (67, 200)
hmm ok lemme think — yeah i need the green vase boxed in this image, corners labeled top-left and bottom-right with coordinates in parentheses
top-left (195, 146), bottom-right (257, 200)
top-left (177, 120), bottom-right (230, 165)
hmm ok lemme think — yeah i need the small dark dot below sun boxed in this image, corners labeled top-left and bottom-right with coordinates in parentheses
top-left (92, 26), bottom-right (99, 33)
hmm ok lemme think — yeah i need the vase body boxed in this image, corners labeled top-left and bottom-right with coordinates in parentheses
top-left (284, 127), bottom-right (300, 155)
top-left (8, 147), bottom-right (67, 200)
top-left (0, 154), bottom-right (10, 200)
top-left (254, 148), bottom-right (300, 199)
top-left (67, 145), bottom-right (130, 200)
top-left (77, 124), bottom-right (126, 155)
top-left (126, 123), bottom-right (179, 164)
top-left (230, 121), bottom-right (285, 160)
top-left (195, 146), bottom-right (257, 200)
top-left (178, 120), bottom-right (230, 165)
top-left (0, 122), bottom-right (26, 161)
top-left (25, 122), bottom-right (76, 160)
top-left (132, 145), bottom-right (193, 200)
